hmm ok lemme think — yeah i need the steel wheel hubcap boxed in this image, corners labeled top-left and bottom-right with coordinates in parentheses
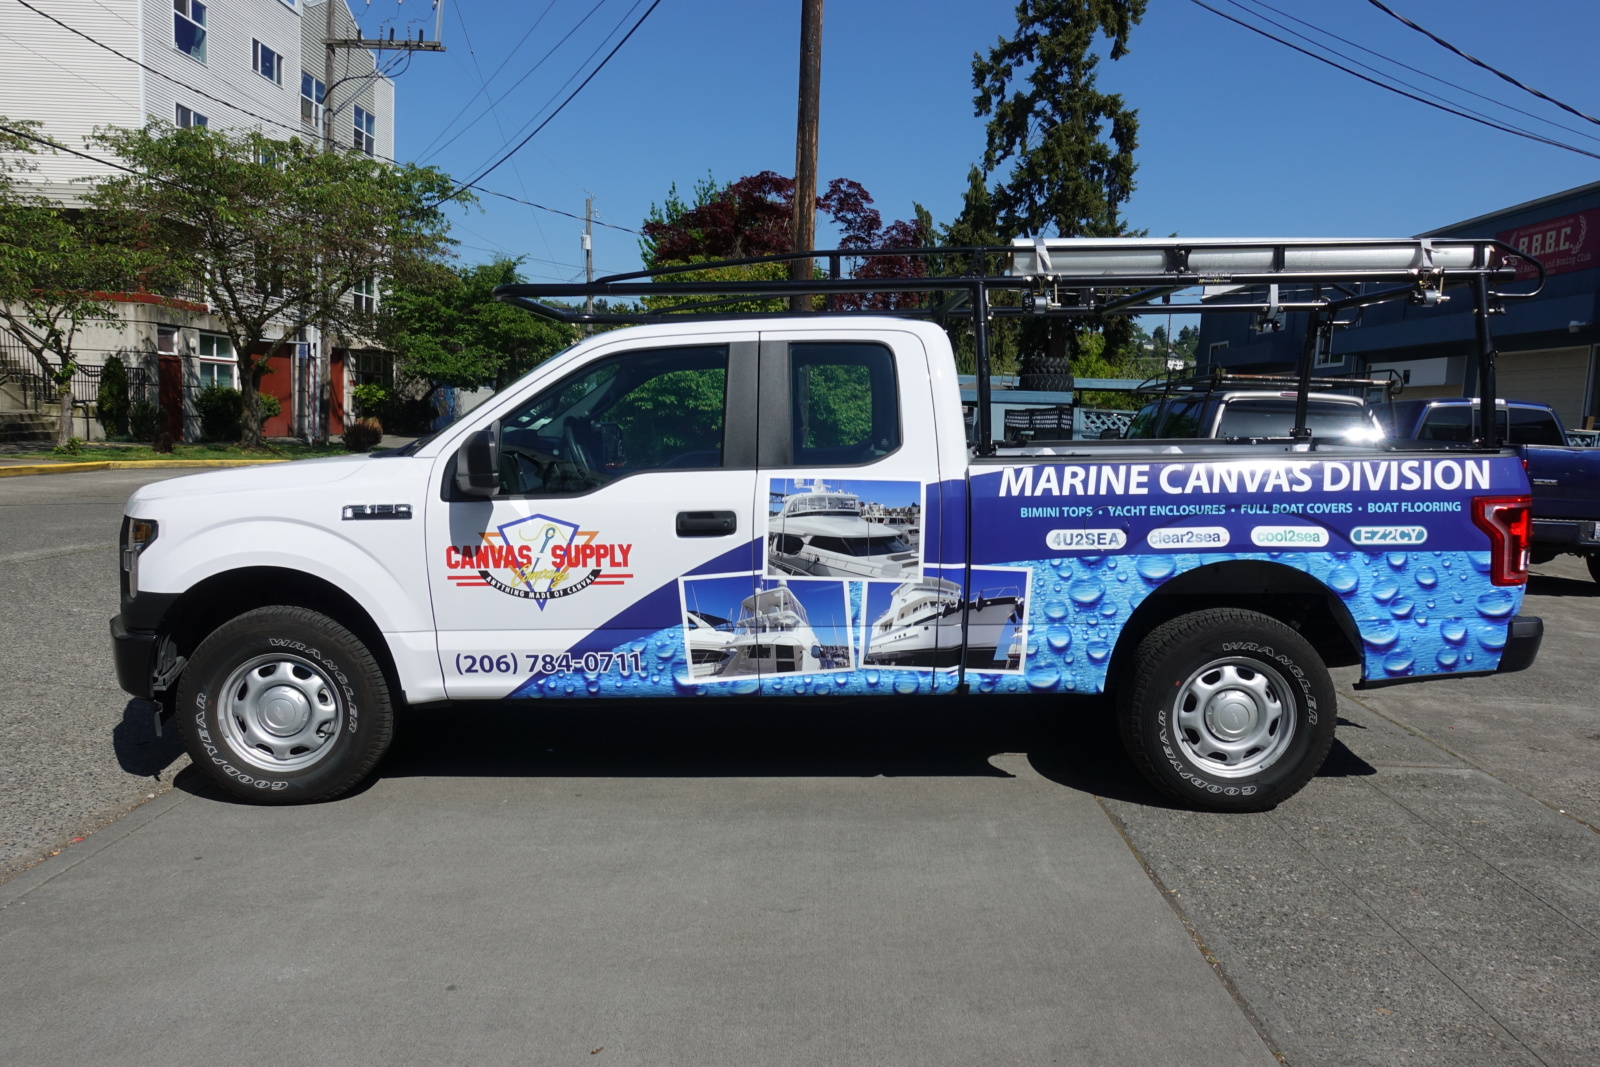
top-left (218, 654), bottom-right (343, 772)
top-left (1173, 657), bottom-right (1296, 778)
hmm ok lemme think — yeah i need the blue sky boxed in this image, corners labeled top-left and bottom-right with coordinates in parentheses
top-left (359, 1), bottom-right (1600, 283)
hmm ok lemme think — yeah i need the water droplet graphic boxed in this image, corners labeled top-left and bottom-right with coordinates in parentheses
top-left (1046, 627), bottom-right (1071, 653)
top-left (1441, 619), bottom-right (1468, 645)
top-left (1467, 552), bottom-right (1492, 574)
top-left (1371, 578), bottom-right (1399, 604)
top-left (1475, 591), bottom-right (1514, 618)
top-left (1043, 599), bottom-right (1069, 622)
top-left (1067, 579), bottom-right (1105, 607)
top-left (1383, 651), bottom-right (1414, 676)
top-left (1389, 597), bottom-right (1415, 619)
top-left (1327, 566), bottom-right (1360, 596)
top-left (893, 673), bottom-right (920, 695)
top-left (1386, 553), bottom-right (1408, 570)
top-left (864, 670), bottom-right (881, 687)
top-left (1415, 566), bottom-right (1438, 589)
top-left (1362, 622), bottom-right (1399, 650)
top-left (1435, 649), bottom-right (1459, 670)
top-left (1477, 625), bottom-right (1507, 651)
top-left (1086, 640), bottom-right (1110, 665)
top-left (834, 674), bottom-right (850, 687)
top-left (729, 677), bottom-right (759, 696)
top-left (1025, 665), bottom-right (1061, 691)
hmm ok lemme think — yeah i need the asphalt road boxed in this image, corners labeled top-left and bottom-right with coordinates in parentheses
top-left (1, 468), bottom-right (1595, 1066)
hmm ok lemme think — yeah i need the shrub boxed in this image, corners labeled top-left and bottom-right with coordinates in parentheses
top-left (153, 431), bottom-right (174, 454)
top-left (128, 400), bottom-right (163, 442)
top-left (194, 386), bottom-right (243, 442)
top-left (97, 356), bottom-right (130, 435)
top-left (52, 436), bottom-right (84, 457)
top-left (257, 392), bottom-right (281, 420)
top-left (350, 383), bottom-right (391, 425)
top-left (341, 417), bottom-right (383, 453)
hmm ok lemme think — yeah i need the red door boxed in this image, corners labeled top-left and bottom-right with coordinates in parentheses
top-left (157, 353), bottom-right (183, 440)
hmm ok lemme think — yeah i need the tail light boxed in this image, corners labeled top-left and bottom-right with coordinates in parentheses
top-left (1471, 496), bottom-right (1531, 586)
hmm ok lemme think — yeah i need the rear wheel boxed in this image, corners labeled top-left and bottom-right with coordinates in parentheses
top-left (176, 606), bottom-right (394, 804)
top-left (1118, 608), bottom-right (1336, 812)
top-left (1586, 555), bottom-right (1600, 584)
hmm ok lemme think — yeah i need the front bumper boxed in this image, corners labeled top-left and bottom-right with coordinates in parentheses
top-left (110, 614), bottom-right (157, 699)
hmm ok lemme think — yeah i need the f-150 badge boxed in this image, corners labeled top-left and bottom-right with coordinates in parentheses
top-left (443, 513), bottom-right (633, 607)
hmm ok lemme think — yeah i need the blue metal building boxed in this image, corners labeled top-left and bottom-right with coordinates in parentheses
top-left (1197, 181), bottom-right (1600, 429)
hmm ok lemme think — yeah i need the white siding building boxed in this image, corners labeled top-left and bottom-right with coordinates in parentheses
top-left (0, 0), bottom-right (397, 443)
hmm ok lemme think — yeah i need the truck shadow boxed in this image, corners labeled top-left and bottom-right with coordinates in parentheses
top-left (112, 698), bottom-right (185, 779)
top-left (1527, 573), bottom-right (1598, 599)
top-left (370, 693), bottom-right (1183, 808)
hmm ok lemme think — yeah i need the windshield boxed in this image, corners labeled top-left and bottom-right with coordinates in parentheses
top-left (1216, 398), bottom-right (1380, 441)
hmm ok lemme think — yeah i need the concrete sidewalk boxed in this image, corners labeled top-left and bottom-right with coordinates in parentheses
top-left (0, 732), bottom-right (1276, 1066)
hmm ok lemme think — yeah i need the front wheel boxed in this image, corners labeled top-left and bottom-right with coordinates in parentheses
top-left (1118, 608), bottom-right (1337, 812)
top-left (176, 606), bottom-right (394, 804)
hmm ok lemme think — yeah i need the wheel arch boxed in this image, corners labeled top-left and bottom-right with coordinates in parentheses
top-left (1107, 559), bottom-right (1363, 694)
top-left (158, 566), bottom-right (404, 704)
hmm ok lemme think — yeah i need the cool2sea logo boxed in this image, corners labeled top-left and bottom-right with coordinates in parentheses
top-left (443, 512), bottom-right (634, 606)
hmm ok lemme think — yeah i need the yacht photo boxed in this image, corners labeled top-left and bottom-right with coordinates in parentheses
top-left (684, 610), bottom-right (735, 678)
top-left (716, 585), bottom-right (827, 677)
top-left (863, 578), bottom-right (1023, 668)
top-left (768, 484), bottom-right (920, 579)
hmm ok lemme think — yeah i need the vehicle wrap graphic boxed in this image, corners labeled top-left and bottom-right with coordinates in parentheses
top-left (443, 512), bottom-right (634, 606)
top-left (497, 455), bottom-right (1525, 699)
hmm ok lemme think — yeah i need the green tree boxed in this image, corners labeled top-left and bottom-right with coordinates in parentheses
top-left (380, 257), bottom-right (576, 393)
top-left (88, 122), bottom-right (459, 446)
top-left (970, 0), bottom-right (1147, 381)
top-left (0, 121), bottom-right (164, 446)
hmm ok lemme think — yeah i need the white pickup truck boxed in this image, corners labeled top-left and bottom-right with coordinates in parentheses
top-left (110, 238), bottom-right (1545, 811)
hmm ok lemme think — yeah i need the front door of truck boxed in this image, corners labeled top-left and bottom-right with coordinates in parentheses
top-left (748, 329), bottom-right (953, 696)
top-left (427, 335), bottom-right (760, 699)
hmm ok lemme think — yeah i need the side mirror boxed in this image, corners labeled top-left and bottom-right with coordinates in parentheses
top-left (454, 425), bottom-right (499, 498)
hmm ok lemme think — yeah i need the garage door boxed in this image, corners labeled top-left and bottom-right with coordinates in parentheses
top-left (1495, 346), bottom-right (1591, 428)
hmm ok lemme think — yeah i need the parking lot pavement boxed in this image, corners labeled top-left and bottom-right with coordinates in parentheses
top-left (0, 469), bottom-right (193, 880)
top-left (0, 703), bottom-right (1278, 1067)
top-left (1096, 554), bottom-right (1600, 1067)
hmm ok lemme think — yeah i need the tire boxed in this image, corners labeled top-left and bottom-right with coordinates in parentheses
top-left (176, 606), bottom-right (394, 804)
top-left (1586, 555), bottom-right (1600, 584)
top-left (1117, 608), bottom-right (1337, 812)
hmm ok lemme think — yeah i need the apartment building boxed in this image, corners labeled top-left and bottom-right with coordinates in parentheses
top-left (1, 0), bottom-right (396, 442)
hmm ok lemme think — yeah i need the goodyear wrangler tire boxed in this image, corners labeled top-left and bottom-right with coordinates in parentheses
top-left (176, 607), bottom-right (394, 804)
top-left (1118, 608), bottom-right (1336, 812)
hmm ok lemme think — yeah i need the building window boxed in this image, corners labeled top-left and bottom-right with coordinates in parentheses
top-left (173, 0), bottom-right (206, 62)
top-left (175, 104), bottom-right (208, 128)
top-left (198, 334), bottom-right (236, 389)
top-left (157, 325), bottom-right (179, 354)
top-left (353, 277), bottom-right (377, 314)
top-left (300, 73), bottom-right (325, 129)
top-left (252, 40), bottom-right (283, 86)
top-left (353, 107), bottom-right (376, 156)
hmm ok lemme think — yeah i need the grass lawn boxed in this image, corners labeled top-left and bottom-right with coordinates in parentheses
top-left (7, 441), bottom-right (357, 463)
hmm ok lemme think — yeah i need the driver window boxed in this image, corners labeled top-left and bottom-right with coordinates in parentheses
top-left (497, 345), bottom-right (728, 495)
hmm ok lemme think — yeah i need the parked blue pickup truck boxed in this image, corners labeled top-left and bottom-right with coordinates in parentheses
top-left (1383, 399), bottom-right (1600, 580)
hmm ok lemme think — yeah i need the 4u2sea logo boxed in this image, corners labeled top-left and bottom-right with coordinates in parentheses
top-left (443, 512), bottom-right (633, 607)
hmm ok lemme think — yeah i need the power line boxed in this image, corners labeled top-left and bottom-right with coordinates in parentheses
top-left (1240, 0), bottom-right (1600, 146)
top-left (420, 0), bottom-right (614, 166)
top-left (476, 187), bottom-right (641, 234)
top-left (1364, 0), bottom-right (1600, 128)
top-left (1187, 0), bottom-right (1600, 163)
top-left (451, 0), bottom-right (663, 198)
top-left (1221, 0), bottom-right (1600, 149)
top-left (412, 0), bottom-right (562, 161)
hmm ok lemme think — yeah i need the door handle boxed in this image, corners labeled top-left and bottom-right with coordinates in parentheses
top-left (677, 510), bottom-right (737, 537)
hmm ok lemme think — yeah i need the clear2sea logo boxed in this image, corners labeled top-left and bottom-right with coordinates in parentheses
top-left (444, 513), bottom-right (633, 607)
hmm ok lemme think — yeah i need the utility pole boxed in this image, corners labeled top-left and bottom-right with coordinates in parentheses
top-left (789, 0), bottom-right (822, 312)
top-left (313, 0), bottom-right (447, 443)
top-left (583, 195), bottom-right (594, 336)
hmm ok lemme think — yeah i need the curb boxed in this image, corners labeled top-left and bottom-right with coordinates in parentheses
top-left (0, 459), bottom-right (289, 478)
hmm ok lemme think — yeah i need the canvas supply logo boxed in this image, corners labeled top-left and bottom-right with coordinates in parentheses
top-left (443, 513), bottom-right (633, 607)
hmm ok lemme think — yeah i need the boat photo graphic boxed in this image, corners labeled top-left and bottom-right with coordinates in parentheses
top-left (679, 574), bottom-right (854, 680)
top-left (860, 566), bottom-right (1029, 671)
top-left (767, 477), bottom-right (922, 579)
